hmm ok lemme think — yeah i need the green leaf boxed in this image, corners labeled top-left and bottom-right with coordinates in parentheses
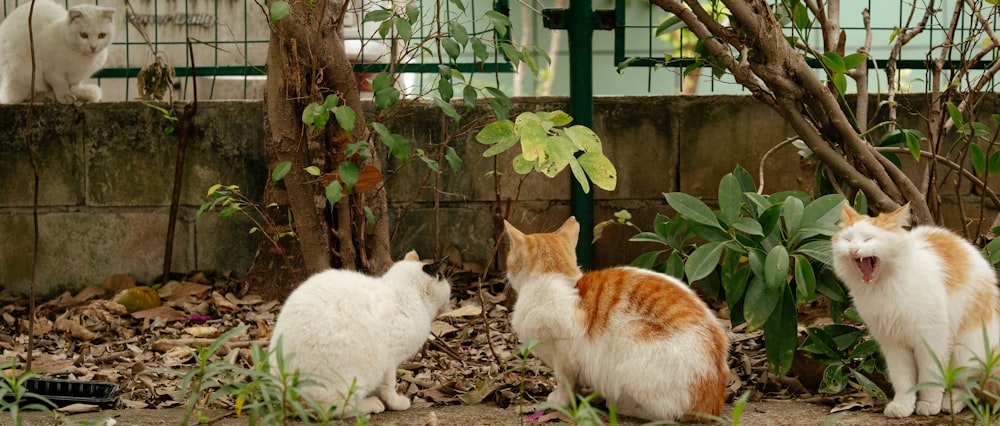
top-left (462, 85), bottom-right (477, 111)
top-left (568, 157), bottom-right (590, 193)
top-left (664, 192), bottom-right (721, 228)
top-left (763, 245), bottom-right (789, 292)
top-left (733, 217), bottom-right (763, 236)
top-left (577, 152), bottom-right (617, 191)
top-left (334, 105), bottom-right (356, 135)
top-left (394, 16), bottom-right (412, 40)
top-left (512, 154), bottom-right (535, 174)
top-left (499, 42), bottom-right (520, 67)
top-left (477, 120), bottom-right (517, 148)
top-left (447, 22), bottom-right (469, 46)
top-left (434, 98), bottom-right (461, 125)
top-left (441, 38), bottom-right (461, 60)
top-left (629, 231), bottom-right (668, 245)
top-left (832, 73), bottom-right (847, 96)
top-left (470, 38), bottom-right (489, 62)
top-left (971, 144), bottom-right (986, 176)
top-left (631, 250), bottom-right (664, 269)
top-left (303, 166), bottom-right (321, 176)
top-left (538, 110), bottom-right (573, 127)
top-left (800, 195), bottom-right (846, 228)
top-left (363, 8), bottom-right (392, 23)
top-left (445, 146), bottom-right (463, 172)
top-left (821, 51), bottom-right (846, 73)
top-left (521, 46), bottom-right (538, 73)
top-left (269, 1), bottom-right (290, 22)
top-left (272, 160), bottom-right (292, 183)
top-left (793, 255), bottom-right (816, 303)
top-left (743, 276), bottom-right (778, 330)
top-left (447, 0), bottom-right (466, 12)
top-left (842, 53), bottom-right (868, 70)
top-left (947, 102), bottom-right (965, 128)
top-left (820, 365), bottom-right (849, 394)
top-left (374, 86), bottom-right (400, 111)
top-left (685, 241), bottom-right (725, 282)
top-left (372, 122), bottom-right (409, 161)
top-left (989, 151), bottom-right (1000, 176)
top-left (485, 10), bottom-right (511, 37)
top-left (765, 285), bottom-right (798, 375)
top-left (717, 174), bottom-right (742, 225)
top-left (371, 72), bottom-right (393, 92)
top-left (438, 78), bottom-right (454, 102)
top-left (664, 251), bottom-right (685, 280)
top-left (795, 240), bottom-right (832, 265)
top-left (325, 181), bottom-right (343, 205)
top-left (301, 102), bottom-right (328, 130)
top-left (339, 162), bottom-right (359, 193)
top-left (563, 125), bottom-right (601, 153)
top-left (421, 156), bottom-right (441, 173)
top-left (781, 196), bottom-right (805, 237)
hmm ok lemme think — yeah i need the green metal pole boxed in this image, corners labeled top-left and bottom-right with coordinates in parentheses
top-left (568, 0), bottom-right (595, 270)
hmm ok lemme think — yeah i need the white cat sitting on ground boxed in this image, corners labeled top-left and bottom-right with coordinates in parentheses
top-left (0, 0), bottom-right (115, 104)
top-left (268, 251), bottom-right (451, 418)
top-left (832, 203), bottom-right (1000, 418)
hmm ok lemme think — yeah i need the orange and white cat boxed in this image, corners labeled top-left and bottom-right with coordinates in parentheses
top-left (832, 203), bottom-right (1000, 418)
top-left (503, 217), bottom-right (730, 421)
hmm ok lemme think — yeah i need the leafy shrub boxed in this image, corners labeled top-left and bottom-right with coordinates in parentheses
top-left (630, 165), bottom-right (846, 375)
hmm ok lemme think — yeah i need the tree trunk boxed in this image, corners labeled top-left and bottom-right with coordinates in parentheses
top-left (243, 0), bottom-right (393, 301)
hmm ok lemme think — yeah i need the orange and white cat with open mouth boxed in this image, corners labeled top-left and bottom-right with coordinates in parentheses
top-left (832, 203), bottom-right (1000, 418)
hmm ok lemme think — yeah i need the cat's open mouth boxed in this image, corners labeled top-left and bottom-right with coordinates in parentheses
top-left (852, 256), bottom-right (879, 283)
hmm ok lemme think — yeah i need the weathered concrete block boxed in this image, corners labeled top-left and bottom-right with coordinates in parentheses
top-left (0, 210), bottom-right (193, 298)
top-left (677, 96), bottom-right (810, 198)
top-left (0, 105), bottom-right (86, 206)
top-left (190, 206), bottom-right (258, 275)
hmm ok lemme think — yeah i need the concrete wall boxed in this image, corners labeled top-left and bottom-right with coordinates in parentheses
top-left (0, 95), bottom-right (990, 298)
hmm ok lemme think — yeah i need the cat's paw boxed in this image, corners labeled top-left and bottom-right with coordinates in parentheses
top-left (941, 399), bottom-right (966, 414)
top-left (70, 85), bottom-right (102, 103)
top-left (915, 400), bottom-right (941, 416)
top-left (357, 396), bottom-right (386, 414)
top-left (383, 392), bottom-right (411, 411)
top-left (547, 388), bottom-right (571, 407)
top-left (884, 401), bottom-right (914, 418)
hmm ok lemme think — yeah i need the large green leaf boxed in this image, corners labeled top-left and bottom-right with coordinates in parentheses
top-left (722, 250), bottom-right (750, 304)
top-left (780, 196), bottom-right (804, 237)
top-left (793, 255), bottom-right (816, 303)
top-left (272, 160), bottom-right (292, 183)
top-left (763, 245), bottom-right (789, 292)
top-left (794, 240), bottom-right (833, 265)
top-left (537, 135), bottom-right (573, 178)
top-left (733, 217), bottom-right (764, 236)
top-left (512, 154), bottom-right (534, 174)
top-left (764, 285), bottom-right (798, 375)
top-left (567, 157), bottom-right (590, 193)
top-left (578, 152), bottom-right (617, 191)
top-left (339, 162), bottom-right (359, 193)
top-left (718, 173), bottom-right (742, 225)
top-left (800, 195), bottom-right (846, 228)
top-left (564, 125), bottom-right (601, 153)
top-left (685, 241), bottom-right (725, 282)
top-left (743, 276), bottom-right (779, 331)
top-left (517, 121), bottom-right (548, 162)
top-left (664, 192), bottom-right (721, 228)
top-left (630, 250), bottom-right (664, 269)
top-left (664, 251), bottom-right (685, 280)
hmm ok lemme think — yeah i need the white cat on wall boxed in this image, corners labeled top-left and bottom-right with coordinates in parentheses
top-left (0, 0), bottom-right (115, 104)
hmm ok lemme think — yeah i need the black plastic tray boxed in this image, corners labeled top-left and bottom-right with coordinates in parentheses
top-left (4, 378), bottom-right (119, 409)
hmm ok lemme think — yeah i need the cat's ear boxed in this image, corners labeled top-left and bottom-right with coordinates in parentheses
top-left (556, 216), bottom-right (580, 243)
top-left (839, 202), bottom-right (862, 224)
top-left (884, 203), bottom-right (912, 227)
top-left (503, 220), bottom-right (525, 248)
top-left (68, 10), bottom-right (84, 23)
top-left (422, 257), bottom-right (449, 280)
top-left (403, 250), bottom-right (420, 261)
top-left (100, 8), bottom-right (116, 22)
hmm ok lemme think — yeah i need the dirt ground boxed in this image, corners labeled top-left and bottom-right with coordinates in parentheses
top-left (5, 400), bottom-right (961, 425)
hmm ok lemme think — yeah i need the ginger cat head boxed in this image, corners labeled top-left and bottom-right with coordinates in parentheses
top-left (503, 217), bottom-right (582, 289)
top-left (831, 203), bottom-right (911, 283)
